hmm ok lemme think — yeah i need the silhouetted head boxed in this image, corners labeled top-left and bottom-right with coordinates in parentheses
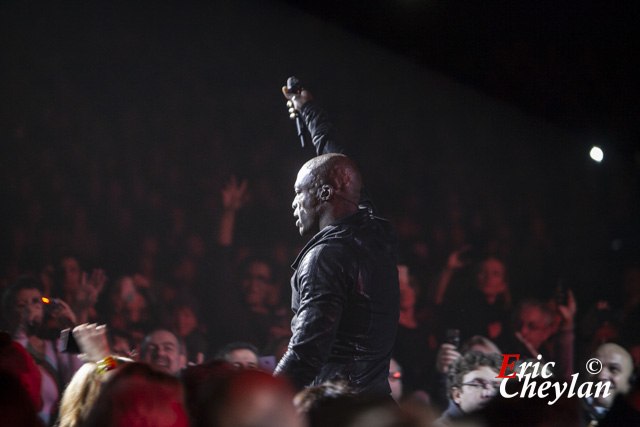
top-left (292, 153), bottom-right (362, 236)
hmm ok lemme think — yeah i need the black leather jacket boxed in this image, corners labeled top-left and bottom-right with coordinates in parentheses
top-left (274, 101), bottom-right (399, 395)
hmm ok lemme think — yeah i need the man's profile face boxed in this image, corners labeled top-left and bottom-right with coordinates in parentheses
top-left (11, 288), bottom-right (43, 333)
top-left (141, 330), bottom-right (186, 375)
top-left (452, 365), bottom-right (500, 414)
top-left (292, 166), bottom-right (321, 236)
top-left (592, 344), bottom-right (634, 408)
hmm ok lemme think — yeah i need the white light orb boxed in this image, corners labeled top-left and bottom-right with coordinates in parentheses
top-left (590, 146), bottom-right (604, 162)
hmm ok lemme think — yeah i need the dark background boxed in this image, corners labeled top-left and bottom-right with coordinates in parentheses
top-left (280, 0), bottom-right (640, 145)
top-left (1, 0), bottom-right (638, 302)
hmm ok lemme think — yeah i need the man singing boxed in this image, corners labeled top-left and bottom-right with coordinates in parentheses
top-left (273, 83), bottom-right (399, 396)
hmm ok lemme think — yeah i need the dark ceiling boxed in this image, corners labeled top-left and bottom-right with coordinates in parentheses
top-left (278, 0), bottom-right (639, 146)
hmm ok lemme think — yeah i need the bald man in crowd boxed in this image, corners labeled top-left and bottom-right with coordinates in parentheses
top-left (273, 84), bottom-right (399, 396)
top-left (582, 342), bottom-right (635, 425)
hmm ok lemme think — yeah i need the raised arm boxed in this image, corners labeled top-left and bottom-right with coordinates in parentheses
top-left (282, 85), bottom-right (375, 211)
top-left (217, 175), bottom-right (249, 247)
top-left (283, 86), bottom-right (342, 156)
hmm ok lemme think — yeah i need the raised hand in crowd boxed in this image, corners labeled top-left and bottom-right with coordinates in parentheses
top-left (434, 246), bottom-right (472, 305)
top-left (73, 323), bottom-right (111, 363)
top-left (555, 289), bottom-right (577, 331)
top-left (49, 297), bottom-right (77, 329)
top-left (436, 343), bottom-right (462, 374)
top-left (222, 175), bottom-right (250, 212)
top-left (74, 268), bottom-right (107, 323)
top-left (218, 175), bottom-right (250, 246)
top-left (447, 246), bottom-right (473, 271)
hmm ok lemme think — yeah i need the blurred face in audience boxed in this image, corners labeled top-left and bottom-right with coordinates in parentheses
top-left (227, 348), bottom-right (259, 370)
top-left (591, 343), bottom-right (634, 408)
top-left (242, 261), bottom-right (271, 309)
top-left (141, 330), bottom-right (186, 375)
top-left (11, 288), bottom-right (43, 333)
top-left (175, 306), bottom-right (198, 337)
top-left (452, 366), bottom-right (500, 414)
top-left (118, 276), bottom-right (136, 306)
top-left (61, 256), bottom-right (81, 292)
top-left (516, 305), bottom-right (553, 351)
top-left (476, 258), bottom-right (507, 300)
top-left (109, 277), bottom-right (132, 316)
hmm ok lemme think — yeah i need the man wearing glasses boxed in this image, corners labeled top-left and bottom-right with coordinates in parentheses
top-left (435, 350), bottom-right (502, 426)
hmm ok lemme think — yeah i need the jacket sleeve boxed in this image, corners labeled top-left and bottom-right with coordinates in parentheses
top-left (274, 244), bottom-right (350, 389)
top-left (300, 100), bottom-right (343, 156)
top-left (300, 100), bottom-right (377, 213)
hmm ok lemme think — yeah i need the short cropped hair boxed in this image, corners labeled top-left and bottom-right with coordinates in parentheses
top-left (140, 329), bottom-right (186, 357)
top-left (447, 350), bottom-right (502, 392)
top-left (461, 335), bottom-right (502, 354)
top-left (215, 341), bottom-right (260, 361)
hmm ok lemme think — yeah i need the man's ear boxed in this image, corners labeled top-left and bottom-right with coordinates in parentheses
top-left (318, 185), bottom-right (333, 201)
top-left (451, 387), bottom-right (462, 405)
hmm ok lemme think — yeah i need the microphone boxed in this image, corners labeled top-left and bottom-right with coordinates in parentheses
top-left (286, 76), bottom-right (309, 148)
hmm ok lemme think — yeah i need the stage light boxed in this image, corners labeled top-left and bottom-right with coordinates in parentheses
top-left (590, 146), bottom-right (603, 162)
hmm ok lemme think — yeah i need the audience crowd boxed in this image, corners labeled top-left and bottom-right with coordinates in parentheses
top-left (1, 106), bottom-right (639, 426)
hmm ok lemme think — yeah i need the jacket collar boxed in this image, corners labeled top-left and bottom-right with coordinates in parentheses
top-left (291, 208), bottom-right (370, 270)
